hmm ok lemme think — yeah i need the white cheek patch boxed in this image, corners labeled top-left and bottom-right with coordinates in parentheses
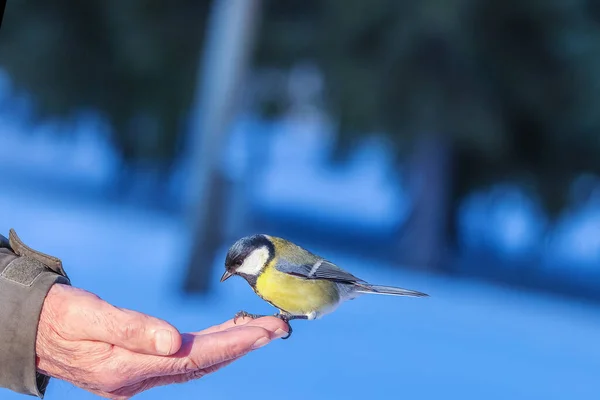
top-left (236, 246), bottom-right (270, 276)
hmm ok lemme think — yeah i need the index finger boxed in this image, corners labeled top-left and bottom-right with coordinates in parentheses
top-left (194, 317), bottom-right (252, 335)
top-left (113, 325), bottom-right (277, 384)
top-left (196, 316), bottom-right (289, 336)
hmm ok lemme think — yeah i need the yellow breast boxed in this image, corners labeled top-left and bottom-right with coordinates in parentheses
top-left (255, 265), bottom-right (340, 317)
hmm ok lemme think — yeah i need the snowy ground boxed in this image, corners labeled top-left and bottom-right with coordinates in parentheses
top-left (1, 185), bottom-right (600, 400)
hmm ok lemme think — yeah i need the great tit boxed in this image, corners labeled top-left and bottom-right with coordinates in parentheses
top-left (220, 234), bottom-right (428, 338)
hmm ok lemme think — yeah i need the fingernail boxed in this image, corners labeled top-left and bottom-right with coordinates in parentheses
top-left (273, 328), bottom-right (288, 339)
top-left (155, 330), bottom-right (174, 355)
top-left (251, 337), bottom-right (270, 350)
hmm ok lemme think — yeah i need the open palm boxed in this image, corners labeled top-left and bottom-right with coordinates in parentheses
top-left (36, 284), bottom-right (288, 399)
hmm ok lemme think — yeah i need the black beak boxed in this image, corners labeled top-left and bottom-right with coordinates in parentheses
top-left (220, 271), bottom-right (233, 282)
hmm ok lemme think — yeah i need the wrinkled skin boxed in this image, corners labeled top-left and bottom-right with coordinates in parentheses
top-left (36, 284), bottom-right (288, 399)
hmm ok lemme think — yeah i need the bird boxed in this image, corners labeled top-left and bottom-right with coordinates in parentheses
top-left (220, 234), bottom-right (428, 339)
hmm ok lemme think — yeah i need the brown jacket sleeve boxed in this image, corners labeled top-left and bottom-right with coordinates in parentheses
top-left (0, 229), bottom-right (70, 398)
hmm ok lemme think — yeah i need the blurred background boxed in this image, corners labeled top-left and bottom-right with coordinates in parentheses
top-left (1, 0), bottom-right (600, 399)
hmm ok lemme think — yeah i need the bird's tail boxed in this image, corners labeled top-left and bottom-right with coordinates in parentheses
top-left (354, 284), bottom-right (428, 297)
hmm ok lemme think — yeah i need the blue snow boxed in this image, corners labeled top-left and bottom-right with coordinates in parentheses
top-left (1, 187), bottom-right (600, 400)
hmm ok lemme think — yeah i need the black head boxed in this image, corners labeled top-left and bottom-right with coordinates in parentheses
top-left (220, 234), bottom-right (275, 284)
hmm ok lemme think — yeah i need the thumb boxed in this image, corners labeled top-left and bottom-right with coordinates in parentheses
top-left (83, 301), bottom-right (182, 356)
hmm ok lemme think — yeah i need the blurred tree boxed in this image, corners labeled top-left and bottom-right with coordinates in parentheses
top-left (183, 0), bottom-right (262, 293)
top-left (0, 0), bottom-right (261, 293)
top-left (0, 0), bottom-right (211, 184)
top-left (2, 0), bottom-right (600, 278)
top-left (252, 0), bottom-right (600, 270)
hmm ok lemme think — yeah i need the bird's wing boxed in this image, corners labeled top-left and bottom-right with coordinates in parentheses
top-left (275, 258), bottom-right (366, 284)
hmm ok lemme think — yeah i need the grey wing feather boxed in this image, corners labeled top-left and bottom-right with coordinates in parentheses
top-left (275, 258), bottom-right (366, 284)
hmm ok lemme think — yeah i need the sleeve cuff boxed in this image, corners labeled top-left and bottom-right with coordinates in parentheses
top-left (0, 260), bottom-right (70, 397)
top-left (0, 231), bottom-right (71, 398)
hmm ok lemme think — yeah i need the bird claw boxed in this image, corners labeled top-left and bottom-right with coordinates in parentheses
top-left (233, 311), bottom-right (294, 339)
top-left (233, 310), bottom-right (263, 324)
top-left (274, 313), bottom-right (293, 339)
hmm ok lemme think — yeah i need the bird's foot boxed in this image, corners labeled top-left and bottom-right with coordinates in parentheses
top-left (273, 313), bottom-right (293, 340)
top-left (234, 311), bottom-right (303, 339)
top-left (273, 313), bottom-right (308, 340)
top-left (233, 310), bottom-right (266, 324)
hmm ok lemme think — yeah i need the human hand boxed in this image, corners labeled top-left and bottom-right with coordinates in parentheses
top-left (36, 284), bottom-right (289, 399)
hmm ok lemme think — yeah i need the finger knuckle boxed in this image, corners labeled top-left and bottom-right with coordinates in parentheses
top-left (221, 346), bottom-right (240, 361)
top-left (119, 320), bottom-right (144, 341)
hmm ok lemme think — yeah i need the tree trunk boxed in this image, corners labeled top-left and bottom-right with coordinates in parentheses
top-left (182, 0), bottom-right (262, 293)
top-left (400, 132), bottom-right (453, 271)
